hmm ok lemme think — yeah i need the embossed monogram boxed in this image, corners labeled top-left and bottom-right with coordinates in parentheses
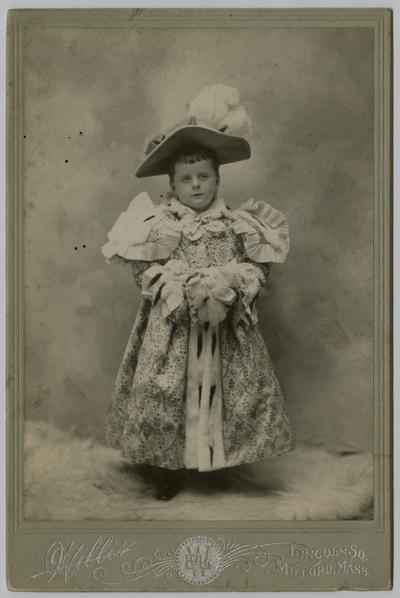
top-left (175, 537), bottom-right (223, 584)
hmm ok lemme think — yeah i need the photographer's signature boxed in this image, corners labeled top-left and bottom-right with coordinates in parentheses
top-left (31, 536), bottom-right (138, 583)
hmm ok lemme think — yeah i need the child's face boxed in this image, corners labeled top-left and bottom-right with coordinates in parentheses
top-left (171, 159), bottom-right (219, 212)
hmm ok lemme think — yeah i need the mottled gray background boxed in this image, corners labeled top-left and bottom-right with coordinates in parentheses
top-left (23, 26), bottom-right (374, 452)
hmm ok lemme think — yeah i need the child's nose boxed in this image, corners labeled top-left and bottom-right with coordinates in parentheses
top-left (192, 177), bottom-right (200, 188)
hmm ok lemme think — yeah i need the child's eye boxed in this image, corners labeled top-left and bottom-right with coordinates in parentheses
top-left (200, 174), bottom-right (209, 180)
top-left (182, 176), bottom-right (191, 183)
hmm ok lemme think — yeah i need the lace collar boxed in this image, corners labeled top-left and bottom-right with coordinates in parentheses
top-left (163, 195), bottom-right (231, 222)
top-left (161, 195), bottom-right (231, 241)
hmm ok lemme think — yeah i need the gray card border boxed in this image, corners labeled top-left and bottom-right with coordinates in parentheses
top-left (6, 8), bottom-right (393, 591)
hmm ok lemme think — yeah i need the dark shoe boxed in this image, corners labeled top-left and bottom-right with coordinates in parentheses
top-left (154, 470), bottom-right (185, 501)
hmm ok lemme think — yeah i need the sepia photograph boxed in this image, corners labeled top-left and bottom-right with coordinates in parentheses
top-left (6, 7), bottom-right (392, 592)
top-left (22, 16), bottom-right (374, 522)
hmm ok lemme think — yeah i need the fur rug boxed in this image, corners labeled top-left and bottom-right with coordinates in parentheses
top-left (24, 420), bottom-right (373, 521)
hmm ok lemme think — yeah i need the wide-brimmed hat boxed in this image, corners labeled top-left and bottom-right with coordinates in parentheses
top-left (135, 85), bottom-right (252, 178)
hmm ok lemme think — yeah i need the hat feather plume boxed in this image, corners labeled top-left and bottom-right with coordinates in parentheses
top-left (187, 84), bottom-right (253, 138)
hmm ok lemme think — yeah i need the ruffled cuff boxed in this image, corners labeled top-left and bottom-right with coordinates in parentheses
top-left (219, 260), bottom-right (263, 323)
top-left (232, 198), bottom-right (290, 263)
top-left (141, 259), bottom-right (189, 320)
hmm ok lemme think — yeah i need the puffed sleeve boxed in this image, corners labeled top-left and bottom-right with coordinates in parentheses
top-left (231, 198), bottom-right (290, 264)
top-left (101, 192), bottom-right (182, 263)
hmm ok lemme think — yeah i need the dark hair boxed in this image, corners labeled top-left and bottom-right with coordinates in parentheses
top-left (168, 145), bottom-right (220, 181)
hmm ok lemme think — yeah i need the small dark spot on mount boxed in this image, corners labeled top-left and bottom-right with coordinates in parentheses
top-left (23, 135), bottom-right (26, 139)
top-left (74, 246), bottom-right (78, 250)
top-left (67, 136), bottom-right (71, 140)
top-left (82, 244), bottom-right (86, 248)
top-left (160, 194), bottom-right (164, 198)
top-left (338, 450), bottom-right (360, 457)
top-left (79, 131), bottom-right (83, 136)
top-left (65, 159), bottom-right (69, 163)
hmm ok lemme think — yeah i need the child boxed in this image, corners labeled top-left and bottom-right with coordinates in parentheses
top-left (102, 85), bottom-right (295, 501)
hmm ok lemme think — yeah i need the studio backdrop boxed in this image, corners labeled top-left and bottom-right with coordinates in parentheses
top-left (23, 26), bottom-right (373, 453)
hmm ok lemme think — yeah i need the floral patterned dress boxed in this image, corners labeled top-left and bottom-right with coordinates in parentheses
top-left (102, 193), bottom-right (295, 471)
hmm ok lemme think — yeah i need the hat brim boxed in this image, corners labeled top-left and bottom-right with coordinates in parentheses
top-left (135, 125), bottom-right (251, 178)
